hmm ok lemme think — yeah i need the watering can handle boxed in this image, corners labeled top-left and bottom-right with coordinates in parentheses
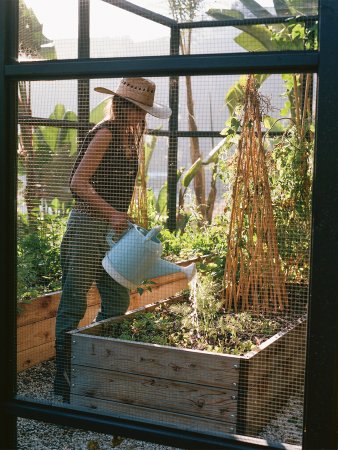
top-left (145, 225), bottom-right (162, 241)
top-left (106, 221), bottom-right (135, 247)
top-left (106, 230), bottom-right (116, 247)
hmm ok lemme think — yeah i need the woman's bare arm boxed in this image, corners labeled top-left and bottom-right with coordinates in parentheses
top-left (70, 128), bottom-right (128, 230)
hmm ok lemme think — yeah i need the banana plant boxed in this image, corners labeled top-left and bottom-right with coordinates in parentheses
top-left (178, 116), bottom-right (241, 225)
top-left (207, 0), bottom-right (318, 120)
top-left (28, 105), bottom-right (78, 210)
top-left (18, 0), bottom-right (57, 225)
top-left (89, 97), bottom-right (111, 124)
top-left (130, 133), bottom-right (159, 228)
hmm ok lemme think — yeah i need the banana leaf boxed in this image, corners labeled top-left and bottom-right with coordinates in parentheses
top-left (156, 182), bottom-right (167, 215)
top-left (55, 111), bottom-right (78, 156)
top-left (181, 158), bottom-right (203, 188)
top-left (234, 30), bottom-right (273, 52)
top-left (181, 138), bottom-right (228, 189)
top-left (50, 104), bottom-right (66, 121)
top-left (38, 104), bottom-right (67, 152)
top-left (144, 134), bottom-right (158, 176)
top-left (263, 115), bottom-right (286, 133)
top-left (235, 0), bottom-right (273, 18)
top-left (203, 137), bottom-right (228, 165)
top-left (156, 168), bottom-right (184, 216)
top-left (273, 0), bottom-right (291, 15)
top-left (206, 9), bottom-right (244, 20)
top-left (287, 0), bottom-right (318, 15)
top-left (90, 98), bottom-right (110, 124)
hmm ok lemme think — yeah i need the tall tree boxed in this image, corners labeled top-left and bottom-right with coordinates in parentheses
top-left (168, 0), bottom-right (207, 220)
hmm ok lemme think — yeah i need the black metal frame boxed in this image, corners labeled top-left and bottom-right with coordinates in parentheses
top-left (0, 0), bottom-right (337, 449)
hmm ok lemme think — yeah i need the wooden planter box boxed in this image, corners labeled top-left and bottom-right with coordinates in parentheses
top-left (17, 258), bottom-right (198, 372)
top-left (69, 296), bottom-right (307, 437)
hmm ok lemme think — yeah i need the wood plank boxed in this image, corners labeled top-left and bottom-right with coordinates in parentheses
top-left (17, 292), bottom-right (61, 327)
top-left (71, 365), bottom-right (238, 422)
top-left (17, 304), bottom-right (100, 371)
top-left (17, 279), bottom-right (186, 354)
top-left (17, 270), bottom-right (189, 327)
top-left (17, 304), bottom-right (100, 353)
top-left (17, 317), bottom-right (55, 353)
top-left (71, 333), bottom-right (240, 389)
top-left (241, 319), bottom-right (307, 434)
top-left (70, 394), bottom-right (237, 436)
top-left (16, 256), bottom-right (203, 371)
top-left (17, 285), bottom-right (100, 327)
top-left (128, 277), bottom-right (188, 310)
top-left (17, 340), bottom-right (55, 372)
top-left (16, 288), bottom-right (187, 370)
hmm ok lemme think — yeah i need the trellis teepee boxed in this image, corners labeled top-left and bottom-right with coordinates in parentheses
top-left (223, 75), bottom-right (287, 313)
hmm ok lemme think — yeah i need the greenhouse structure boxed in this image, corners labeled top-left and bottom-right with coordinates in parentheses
top-left (0, 0), bottom-right (337, 449)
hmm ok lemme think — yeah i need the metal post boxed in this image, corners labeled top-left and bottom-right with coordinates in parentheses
top-left (78, 0), bottom-right (90, 147)
top-left (0, 0), bottom-right (18, 448)
top-left (167, 25), bottom-right (180, 231)
top-left (5, 51), bottom-right (319, 79)
top-left (303, 0), bottom-right (338, 448)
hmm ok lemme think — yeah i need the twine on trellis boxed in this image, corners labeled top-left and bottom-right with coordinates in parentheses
top-left (223, 75), bottom-right (287, 313)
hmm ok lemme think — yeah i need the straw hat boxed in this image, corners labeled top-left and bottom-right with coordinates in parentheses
top-left (94, 78), bottom-right (172, 119)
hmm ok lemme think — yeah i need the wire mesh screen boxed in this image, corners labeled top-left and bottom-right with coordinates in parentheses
top-left (18, 0), bottom-right (319, 62)
top-left (129, 0), bottom-right (318, 20)
top-left (178, 19), bottom-right (318, 55)
top-left (16, 0), bottom-right (318, 448)
top-left (17, 70), bottom-right (315, 447)
top-left (18, 0), bottom-right (79, 61)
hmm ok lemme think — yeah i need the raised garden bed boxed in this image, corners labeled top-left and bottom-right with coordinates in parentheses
top-left (17, 258), bottom-right (199, 372)
top-left (69, 293), bottom-right (307, 437)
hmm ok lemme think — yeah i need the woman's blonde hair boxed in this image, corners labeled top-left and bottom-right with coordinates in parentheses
top-left (105, 95), bottom-right (147, 157)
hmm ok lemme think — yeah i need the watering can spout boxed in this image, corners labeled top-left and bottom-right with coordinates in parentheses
top-left (180, 262), bottom-right (197, 281)
top-left (102, 223), bottom-right (197, 290)
top-left (144, 259), bottom-right (196, 282)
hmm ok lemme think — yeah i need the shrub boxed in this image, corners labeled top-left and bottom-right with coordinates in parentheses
top-left (17, 211), bottom-right (67, 303)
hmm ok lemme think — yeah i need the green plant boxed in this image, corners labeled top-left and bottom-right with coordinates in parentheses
top-left (18, 0), bottom-right (56, 224)
top-left (101, 273), bottom-right (295, 355)
top-left (159, 213), bottom-right (228, 280)
top-left (207, 1), bottom-right (318, 54)
top-left (17, 208), bottom-right (68, 303)
top-left (207, 2), bottom-right (318, 121)
top-left (268, 124), bottom-right (313, 283)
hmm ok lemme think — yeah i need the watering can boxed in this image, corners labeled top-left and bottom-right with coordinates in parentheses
top-left (102, 223), bottom-right (196, 290)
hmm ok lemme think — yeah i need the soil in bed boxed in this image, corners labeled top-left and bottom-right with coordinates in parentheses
top-left (98, 292), bottom-right (304, 356)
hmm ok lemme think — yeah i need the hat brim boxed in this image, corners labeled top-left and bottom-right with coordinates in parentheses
top-left (94, 86), bottom-right (172, 119)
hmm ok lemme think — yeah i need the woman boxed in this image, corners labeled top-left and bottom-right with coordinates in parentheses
top-left (54, 77), bottom-right (171, 398)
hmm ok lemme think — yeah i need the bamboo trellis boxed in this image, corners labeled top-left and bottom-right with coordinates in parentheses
top-left (223, 75), bottom-right (287, 313)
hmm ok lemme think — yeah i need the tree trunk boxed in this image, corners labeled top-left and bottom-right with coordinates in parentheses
top-left (185, 74), bottom-right (206, 218)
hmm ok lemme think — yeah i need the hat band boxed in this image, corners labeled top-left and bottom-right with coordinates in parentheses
top-left (116, 86), bottom-right (154, 107)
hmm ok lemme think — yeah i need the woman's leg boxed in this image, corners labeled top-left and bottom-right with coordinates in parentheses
top-left (95, 266), bottom-right (130, 321)
top-left (54, 211), bottom-right (106, 396)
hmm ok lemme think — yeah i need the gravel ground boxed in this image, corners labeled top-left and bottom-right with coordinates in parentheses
top-left (258, 397), bottom-right (303, 446)
top-left (17, 360), bottom-right (182, 450)
top-left (17, 360), bottom-right (303, 449)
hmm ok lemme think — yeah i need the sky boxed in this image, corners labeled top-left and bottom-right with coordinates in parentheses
top-left (23, 0), bottom-right (275, 41)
